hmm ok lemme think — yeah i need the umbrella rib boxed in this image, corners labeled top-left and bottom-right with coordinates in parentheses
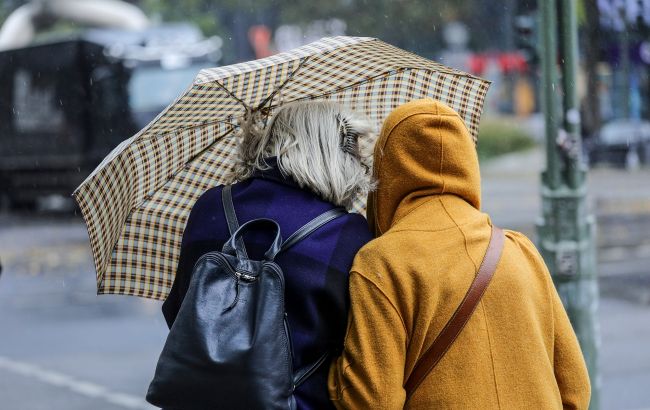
top-left (256, 56), bottom-right (311, 110)
top-left (183, 125), bottom-right (238, 175)
top-left (144, 118), bottom-right (239, 141)
top-left (129, 125), bottom-right (239, 211)
top-left (211, 79), bottom-right (250, 110)
top-left (204, 58), bottom-right (310, 128)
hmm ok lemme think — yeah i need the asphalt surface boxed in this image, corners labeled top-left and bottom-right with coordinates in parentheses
top-left (0, 150), bottom-right (649, 409)
top-left (0, 214), bottom-right (166, 410)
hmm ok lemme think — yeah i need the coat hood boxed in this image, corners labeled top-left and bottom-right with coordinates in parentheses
top-left (367, 99), bottom-right (481, 236)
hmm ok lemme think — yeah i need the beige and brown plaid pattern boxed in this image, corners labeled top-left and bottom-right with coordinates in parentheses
top-left (73, 36), bottom-right (490, 300)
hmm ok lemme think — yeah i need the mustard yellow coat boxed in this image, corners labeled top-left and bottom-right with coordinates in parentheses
top-left (328, 100), bottom-right (590, 409)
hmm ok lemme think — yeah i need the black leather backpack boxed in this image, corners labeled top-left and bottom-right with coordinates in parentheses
top-left (146, 185), bottom-right (345, 409)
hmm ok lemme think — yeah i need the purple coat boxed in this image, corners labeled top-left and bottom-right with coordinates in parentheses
top-left (162, 162), bottom-right (372, 409)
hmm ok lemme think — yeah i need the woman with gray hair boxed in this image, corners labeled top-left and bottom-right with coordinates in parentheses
top-left (161, 101), bottom-right (374, 409)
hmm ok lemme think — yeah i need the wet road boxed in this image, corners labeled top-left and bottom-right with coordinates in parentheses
top-left (0, 152), bottom-right (649, 409)
top-left (0, 215), bottom-right (166, 410)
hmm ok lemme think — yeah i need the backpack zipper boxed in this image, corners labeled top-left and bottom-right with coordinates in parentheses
top-left (267, 263), bottom-right (296, 397)
top-left (292, 350), bottom-right (331, 389)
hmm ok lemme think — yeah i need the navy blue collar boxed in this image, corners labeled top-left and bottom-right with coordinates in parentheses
top-left (249, 157), bottom-right (347, 212)
top-left (250, 157), bottom-right (301, 189)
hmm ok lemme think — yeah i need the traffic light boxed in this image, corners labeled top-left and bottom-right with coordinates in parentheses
top-left (514, 14), bottom-right (539, 66)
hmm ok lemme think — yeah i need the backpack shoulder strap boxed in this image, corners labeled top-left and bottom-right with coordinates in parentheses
top-left (221, 185), bottom-right (248, 258)
top-left (221, 185), bottom-right (239, 234)
top-left (284, 208), bottom-right (346, 387)
top-left (280, 208), bottom-right (347, 252)
top-left (404, 226), bottom-right (505, 400)
top-left (222, 185), bottom-right (345, 257)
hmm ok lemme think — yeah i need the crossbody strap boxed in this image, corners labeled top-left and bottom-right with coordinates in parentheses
top-left (404, 226), bottom-right (505, 401)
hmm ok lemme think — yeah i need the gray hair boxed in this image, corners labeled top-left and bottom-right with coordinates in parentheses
top-left (230, 101), bottom-right (375, 209)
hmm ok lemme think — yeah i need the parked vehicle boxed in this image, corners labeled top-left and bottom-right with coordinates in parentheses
top-left (0, 25), bottom-right (221, 208)
top-left (584, 119), bottom-right (650, 169)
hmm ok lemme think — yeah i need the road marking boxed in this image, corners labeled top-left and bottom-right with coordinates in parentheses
top-left (0, 355), bottom-right (155, 409)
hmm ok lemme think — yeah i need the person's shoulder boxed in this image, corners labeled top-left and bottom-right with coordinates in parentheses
top-left (183, 185), bottom-right (224, 231)
top-left (193, 185), bottom-right (223, 209)
top-left (502, 229), bottom-right (544, 262)
top-left (348, 232), bottom-right (419, 303)
top-left (339, 212), bottom-right (371, 230)
top-left (186, 185), bottom-right (228, 220)
top-left (334, 212), bottom-right (373, 246)
top-left (499, 228), bottom-right (555, 287)
top-left (350, 232), bottom-right (397, 273)
top-left (355, 225), bottom-right (412, 252)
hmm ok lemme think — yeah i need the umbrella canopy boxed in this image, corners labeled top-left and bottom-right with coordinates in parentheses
top-left (73, 36), bottom-right (490, 300)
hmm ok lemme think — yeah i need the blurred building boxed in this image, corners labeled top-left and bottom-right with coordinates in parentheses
top-left (0, 0), bottom-right (222, 208)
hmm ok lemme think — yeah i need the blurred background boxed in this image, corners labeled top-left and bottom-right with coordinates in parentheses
top-left (0, 0), bottom-right (649, 409)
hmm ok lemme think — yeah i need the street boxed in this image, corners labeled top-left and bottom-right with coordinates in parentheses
top-left (0, 149), bottom-right (649, 409)
top-left (0, 214), bottom-right (165, 410)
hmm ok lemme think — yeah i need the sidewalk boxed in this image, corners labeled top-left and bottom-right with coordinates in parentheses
top-left (481, 147), bottom-right (650, 275)
top-left (481, 147), bottom-right (650, 408)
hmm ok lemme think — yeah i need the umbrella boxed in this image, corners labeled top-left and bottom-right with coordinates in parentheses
top-left (73, 36), bottom-right (490, 301)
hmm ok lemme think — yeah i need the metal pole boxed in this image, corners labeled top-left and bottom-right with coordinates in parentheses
top-left (540, 0), bottom-right (562, 190)
top-left (560, 0), bottom-right (582, 190)
top-left (537, 0), bottom-right (600, 408)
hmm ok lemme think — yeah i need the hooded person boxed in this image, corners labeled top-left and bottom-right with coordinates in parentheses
top-left (328, 99), bottom-right (591, 409)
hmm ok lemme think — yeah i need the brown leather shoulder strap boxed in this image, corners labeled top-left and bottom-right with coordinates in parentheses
top-left (404, 226), bottom-right (505, 400)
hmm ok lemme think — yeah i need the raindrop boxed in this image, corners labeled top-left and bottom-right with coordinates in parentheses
top-left (62, 280), bottom-right (66, 287)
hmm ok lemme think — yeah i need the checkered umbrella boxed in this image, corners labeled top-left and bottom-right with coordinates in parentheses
top-left (73, 36), bottom-right (490, 300)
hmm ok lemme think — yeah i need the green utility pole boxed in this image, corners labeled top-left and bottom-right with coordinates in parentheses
top-left (537, 0), bottom-right (600, 408)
